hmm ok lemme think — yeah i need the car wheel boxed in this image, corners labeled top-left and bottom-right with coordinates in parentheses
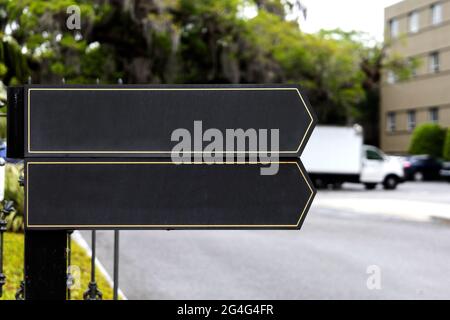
top-left (383, 175), bottom-right (398, 190)
top-left (364, 183), bottom-right (377, 190)
top-left (413, 171), bottom-right (424, 181)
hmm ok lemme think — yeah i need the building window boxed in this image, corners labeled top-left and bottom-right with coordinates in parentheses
top-left (408, 11), bottom-right (419, 33)
top-left (387, 112), bottom-right (396, 132)
top-left (431, 3), bottom-right (443, 25)
top-left (387, 70), bottom-right (396, 84)
top-left (429, 52), bottom-right (440, 73)
top-left (389, 18), bottom-right (399, 38)
top-left (407, 110), bottom-right (416, 132)
top-left (429, 107), bottom-right (439, 123)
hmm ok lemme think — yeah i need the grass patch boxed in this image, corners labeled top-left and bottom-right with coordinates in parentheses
top-left (1, 232), bottom-right (114, 300)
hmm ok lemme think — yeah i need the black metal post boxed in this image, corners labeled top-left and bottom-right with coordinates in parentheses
top-left (83, 230), bottom-right (102, 300)
top-left (113, 230), bottom-right (119, 300)
top-left (91, 231), bottom-right (96, 283)
top-left (0, 217), bottom-right (5, 297)
top-left (24, 230), bottom-right (67, 300)
top-left (82, 78), bottom-right (104, 301)
top-left (66, 231), bottom-right (72, 300)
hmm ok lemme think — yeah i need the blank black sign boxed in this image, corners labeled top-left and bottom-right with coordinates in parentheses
top-left (25, 85), bottom-right (315, 157)
top-left (25, 160), bottom-right (315, 230)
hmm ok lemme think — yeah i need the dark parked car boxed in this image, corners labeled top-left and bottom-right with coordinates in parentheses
top-left (403, 155), bottom-right (442, 181)
top-left (441, 162), bottom-right (450, 182)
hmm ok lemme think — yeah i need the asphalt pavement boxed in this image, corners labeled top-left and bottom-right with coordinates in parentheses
top-left (81, 181), bottom-right (450, 300)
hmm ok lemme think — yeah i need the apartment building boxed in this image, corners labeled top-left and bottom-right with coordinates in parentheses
top-left (381, 0), bottom-right (450, 153)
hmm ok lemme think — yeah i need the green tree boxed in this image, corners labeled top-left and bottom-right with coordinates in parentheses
top-left (408, 123), bottom-right (445, 158)
top-left (0, 36), bottom-right (32, 138)
top-left (0, 0), bottom-right (413, 131)
top-left (443, 128), bottom-right (450, 161)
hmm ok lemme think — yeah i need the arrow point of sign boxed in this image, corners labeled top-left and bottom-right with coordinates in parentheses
top-left (293, 160), bottom-right (316, 229)
top-left (292, 86), bottom-right (317, 157)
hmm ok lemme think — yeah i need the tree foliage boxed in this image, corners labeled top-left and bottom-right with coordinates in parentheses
top-left (408, 123), bottom-right (445, 158)
top-left (443, 128), bottom-right (450, 161)
top-left (0, 0), bottom-right (412, 130)
top-left (3, 163), bottom-right (24, 232)
top-left (0, 0), bottom-right (419, 231)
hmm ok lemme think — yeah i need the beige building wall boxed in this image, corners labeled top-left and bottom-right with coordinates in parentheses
top-left (381, 0), bottom-right (450, 153)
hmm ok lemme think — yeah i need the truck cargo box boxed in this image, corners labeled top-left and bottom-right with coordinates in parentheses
top-left (301, 125), bottom-right (362, 175)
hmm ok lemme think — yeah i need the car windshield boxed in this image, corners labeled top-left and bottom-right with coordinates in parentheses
top-left (366, 148), bottom-right (384, 160)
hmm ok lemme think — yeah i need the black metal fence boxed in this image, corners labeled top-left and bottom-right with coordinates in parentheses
top-left (0, 78), bottom-right (123, 300)
top-left (0, 173), bottom-right (122, 301)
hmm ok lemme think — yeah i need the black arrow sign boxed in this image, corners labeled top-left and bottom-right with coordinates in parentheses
top-left (25, 159), bottom-right (315, 230)
top-left (7, 84), bottom-right (318, 230)
top-left (16, 84), bottom-right (315, 158)
top-left (12, 83), bottom-right (317, 299)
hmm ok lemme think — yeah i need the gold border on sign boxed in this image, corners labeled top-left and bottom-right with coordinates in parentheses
top-left (27, 87), bottom-right (314, 155)
top-left (25, 161), bottom-right (315, 229)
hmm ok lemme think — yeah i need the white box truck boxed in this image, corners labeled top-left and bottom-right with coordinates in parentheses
top-left (301, 125), bottom-right (404, 190)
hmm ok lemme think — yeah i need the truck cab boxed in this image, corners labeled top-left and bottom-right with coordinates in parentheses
top-left (361, 145), bottom-right (404, 190)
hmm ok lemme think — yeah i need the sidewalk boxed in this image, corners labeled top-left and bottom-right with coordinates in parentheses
top-left (313, 197), bottom-right (450, 222)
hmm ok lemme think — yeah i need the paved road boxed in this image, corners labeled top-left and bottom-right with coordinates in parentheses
top-left (318, 181), bottom-right (450, 204)
top-left (84, 182), bottom-right (450, 300)
top-left (315, 181), bottom-right (450, 221)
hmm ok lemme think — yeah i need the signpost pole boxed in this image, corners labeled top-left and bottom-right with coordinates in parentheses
top-left (24, 230), bottom-right (67, 300)
top-left (113, 230), bottom-right (119, 300)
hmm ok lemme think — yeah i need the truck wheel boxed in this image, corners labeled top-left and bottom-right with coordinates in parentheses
top-left (332, 182), bottom-right (343, 190)
top-left (383, 175), bottom-right (398, 190)
top-left (364, 183), bottom-right (377, 190)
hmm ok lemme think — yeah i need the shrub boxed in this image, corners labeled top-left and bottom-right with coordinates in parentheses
top-left (2, 163), bottom-right (24, 232)
top-left (443, 128), bottom-right (450, 161)
top-left (408, 123), bottom-right (445, 158)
